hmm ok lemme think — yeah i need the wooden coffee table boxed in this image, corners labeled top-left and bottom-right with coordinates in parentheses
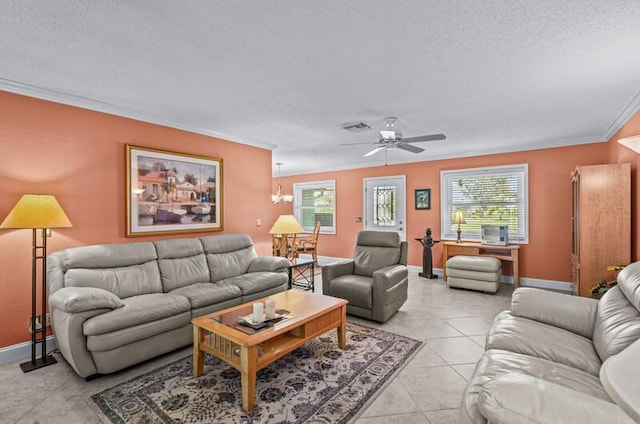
top-left (191, 290), bottom-right (348, 411)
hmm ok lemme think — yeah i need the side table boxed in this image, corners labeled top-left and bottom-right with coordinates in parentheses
top-left (288, 259), bottom-right (315, 291)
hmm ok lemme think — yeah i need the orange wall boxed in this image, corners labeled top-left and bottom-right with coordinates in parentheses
top-left (3, 88), bottom-right (638, 351)
top-left (608, 109), bottom-right (640, 261)
top-left (0, 92), bottom-right (278, 348)
top-left (280, 143), bottom-right (611, 282)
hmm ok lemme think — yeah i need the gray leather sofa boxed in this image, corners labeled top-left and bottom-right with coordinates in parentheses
top-left (47, 233), bottom-right (289, 378)
top-left (460, 261), bottom-right (640, 424)
top-left (322, 231), bottom-right (408, 323)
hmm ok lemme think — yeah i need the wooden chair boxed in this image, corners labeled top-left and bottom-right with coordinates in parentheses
top-left (272, 234), bottom-right (299, 260)
top-left (295, 221), bottom-right (321, 261)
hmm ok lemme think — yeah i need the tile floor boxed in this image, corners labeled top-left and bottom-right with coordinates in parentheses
top-left (0, 273), bottom-right (513, 424)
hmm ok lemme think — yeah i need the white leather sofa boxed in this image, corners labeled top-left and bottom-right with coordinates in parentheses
top-left (460, 262), bottom-right (640, 424)
top-left (47, 233), bottom-right (289, 378)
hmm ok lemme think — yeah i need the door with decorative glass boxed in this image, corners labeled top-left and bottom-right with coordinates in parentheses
top-left (363, 176), bottom-right (406, 241)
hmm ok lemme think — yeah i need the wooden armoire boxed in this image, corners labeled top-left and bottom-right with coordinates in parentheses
top-left (571, 163), bottom-right (630, 297)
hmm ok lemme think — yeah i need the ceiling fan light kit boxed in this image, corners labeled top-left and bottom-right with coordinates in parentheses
top-left (380, 130), bottom-right (397, 140)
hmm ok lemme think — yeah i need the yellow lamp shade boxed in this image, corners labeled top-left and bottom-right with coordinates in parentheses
top-left (1, 194), bottom-right (73, 229)
top-left (268, 215), bottom-right (304, 234)
top-left (452, 210), bottom-right (466, 225)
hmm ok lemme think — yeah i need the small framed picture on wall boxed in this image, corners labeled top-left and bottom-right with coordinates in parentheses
top-left (415, 189), bottom-right (431, 210)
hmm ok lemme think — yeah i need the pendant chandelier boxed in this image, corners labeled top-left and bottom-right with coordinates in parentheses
top-left (272, 162), bottom-right (293, 204)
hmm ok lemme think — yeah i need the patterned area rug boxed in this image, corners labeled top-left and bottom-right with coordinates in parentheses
top-left (90, 322), bottom-right (422, 424)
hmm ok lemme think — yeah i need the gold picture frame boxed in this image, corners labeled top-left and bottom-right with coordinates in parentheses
top-left (126, 144), bottom-right (223, 237)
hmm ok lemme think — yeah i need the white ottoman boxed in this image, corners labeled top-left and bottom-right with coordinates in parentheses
top-left (446, 255), bottom-right (502, 294)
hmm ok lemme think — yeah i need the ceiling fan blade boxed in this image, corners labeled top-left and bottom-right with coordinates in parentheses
top-left (363, 146), bottom-right (386, 157)
top-left (396, 143), bottom-right (425, 154)
top-left (339, 141), bottom-right (378, 146)
top-left (403, 133), bottom-right (446, 143)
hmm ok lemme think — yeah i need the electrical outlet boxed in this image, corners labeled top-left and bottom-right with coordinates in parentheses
top-left (28, 315), bottom-right (42, 334)
top-left (45, 313), bottom-right (52, 327)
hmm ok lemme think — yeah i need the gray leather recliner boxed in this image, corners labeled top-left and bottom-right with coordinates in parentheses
top-left (322, 231), bottom-right (408, 323)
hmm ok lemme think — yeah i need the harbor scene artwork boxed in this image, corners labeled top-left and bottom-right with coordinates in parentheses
top-left (126, 145), bottom-right (223, 236)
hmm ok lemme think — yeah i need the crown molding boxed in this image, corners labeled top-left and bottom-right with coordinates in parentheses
top-left (0, 78), bottom-right (277, 150)
top-left (602, 88), bottom-right (640, 141)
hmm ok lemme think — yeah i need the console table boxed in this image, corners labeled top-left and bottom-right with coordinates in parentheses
top-left (442, 241), bottom-right (520, 287)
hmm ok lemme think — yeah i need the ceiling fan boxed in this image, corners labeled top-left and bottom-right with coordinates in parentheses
top-left (342, 117), bottom-right (446, 157)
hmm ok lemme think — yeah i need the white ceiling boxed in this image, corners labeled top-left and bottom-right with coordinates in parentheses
top-left (1, 1), bottom-right (640, 176)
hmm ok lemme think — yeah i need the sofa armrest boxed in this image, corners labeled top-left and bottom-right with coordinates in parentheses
top-left (322, 260), bottom-right (355, 295)
top-left (247, 256), bottom-right (290, 273)
top-left (479, 374), bottom-right (635, 424)
top-left (49, 287), bottom-right (123, 313)
top-left (48, 287), bottom-right (120, 378)
top-left (511, 287), bottom-right (598, 338)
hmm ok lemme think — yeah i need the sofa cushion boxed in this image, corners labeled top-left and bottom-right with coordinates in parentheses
top-left (87, 312), bottom-right (191, 352)
top-left (155, 238), bottom-right (209, 292)
top-left (593, 286), bottom-right (640, 362)
top-left (447, 269), bottom-right (502, 283)
top-left (617, 261), bottom-right (640, 309)
top-left (328, 274), bottom-right (373, 309)
top-left (61, 242), bottom-right (157, 269)
top-left (461, 349), bottom-right (611, 424)
top-left (201, 234), bottom-right (257, 282)
top-left (447, 277), bottom-right (499, 294)
top-left (64, 261), bottom-right (162, 299)
top-left (170, 282), bottom-right (241, 309)
top-left (600, 338), bottom-right (640, 423)
top-left (222, 272), bottom-right (287, 296)
top-left (476, 373), bottom-right (634, 424)
top-left (487, 311), bottom-right (601, 375)
top-left (447, 255), bottom-right (502, 273)
top-left (83, 293), bottom-right (190, 335)
top-left (510, 287), bottom-right (598, 339)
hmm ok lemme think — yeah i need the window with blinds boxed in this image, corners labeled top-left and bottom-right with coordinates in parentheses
top-left (440, 164), bottom-right (528, 243)
top-left (293, 180), bottom-right (336, 234)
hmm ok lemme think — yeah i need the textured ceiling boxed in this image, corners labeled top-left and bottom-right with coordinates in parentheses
top-left (1, 1), bottom-right (640, 176)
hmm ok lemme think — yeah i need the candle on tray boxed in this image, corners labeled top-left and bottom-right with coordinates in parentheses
top-left (265, 298), bottom-right (276, 319)
top-left (252, 302), bottom-right (264, 323)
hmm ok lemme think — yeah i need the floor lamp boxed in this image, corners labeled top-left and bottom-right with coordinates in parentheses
top-left (0, 194), bottom-right (73, 372)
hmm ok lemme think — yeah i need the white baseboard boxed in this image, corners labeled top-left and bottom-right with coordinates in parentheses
top-left (405, 265), bottom-right (574, 293)
top-left (0, 336), bottom-right (57, 365)
top-left (519, 277), bottom-right (574, 293)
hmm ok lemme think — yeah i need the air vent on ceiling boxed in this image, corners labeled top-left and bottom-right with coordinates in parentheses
top-left (341, 121), bottom-right (372, 132)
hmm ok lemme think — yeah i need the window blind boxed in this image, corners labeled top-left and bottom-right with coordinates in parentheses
top-left (293, 180), bottom-right (336, 234)
top-left (441, 164), bottom-right (528, 243)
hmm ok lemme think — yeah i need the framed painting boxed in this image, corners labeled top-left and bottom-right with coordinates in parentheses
top-left (415, 188), bottom-right (431, 210)
top-left (126, 144), bottom-right (223, 237)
